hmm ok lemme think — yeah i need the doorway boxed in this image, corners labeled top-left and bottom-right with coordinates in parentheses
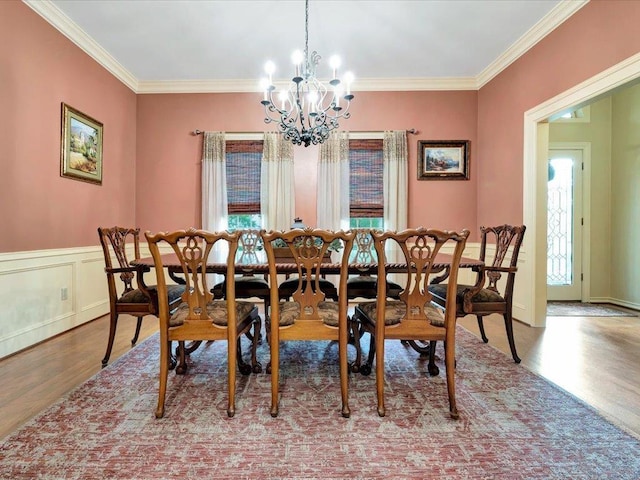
top-left (522, 53), bottom-right (640, 327)
top-left (547, 149), bottom-right (583, 301)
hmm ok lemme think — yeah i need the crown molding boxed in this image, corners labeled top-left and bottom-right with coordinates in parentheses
top-left (24, 0), bottom-right (586, 94)
top-left (136, 76), bottom-right (478, 94)
top-left (476, 0), bottom-right (589, 88)
top-left (22, 0), bottom-right (139, 92)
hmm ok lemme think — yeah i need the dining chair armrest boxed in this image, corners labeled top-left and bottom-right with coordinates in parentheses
top-left (104, 266), bottom-right (136, 274)
top-left (460, 264), bottom-right (518, 312)
top-left (482, 265), bottom-right (518, 274)
top-left (461, 269), bottom-right (487, 312)
top-left (429, 265), bottom-right (451, 285)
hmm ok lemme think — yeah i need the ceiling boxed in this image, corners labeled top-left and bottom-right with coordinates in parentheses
top-left (27, 0), bottom-right (586, 93)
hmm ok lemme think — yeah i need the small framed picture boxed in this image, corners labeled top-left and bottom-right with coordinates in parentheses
top-left (60, 103), bottom-right (103, 185)
top-left (418, 140), bottom-right (469, 180)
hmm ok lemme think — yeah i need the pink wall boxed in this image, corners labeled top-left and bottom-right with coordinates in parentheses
top-left (0, 1), bottom-right (137, 253)
top-left (136, 90), bottom-right (478, 237)
top-left (6, 0), bottom-right (639, 255)
top-left (477, 0), bottom-right (640, 227)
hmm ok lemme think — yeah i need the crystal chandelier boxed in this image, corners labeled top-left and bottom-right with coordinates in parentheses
top-left (260, 0), bottom-right (355, 147)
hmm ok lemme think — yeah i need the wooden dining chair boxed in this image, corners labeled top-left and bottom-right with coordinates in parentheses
top-left (97, 226), bottom-right (185, 367)
top-left (351, 228), bottom-right (469, 418)
top-left (145, 228), bottom-right (261, 418)
top-left (428, 224), bottom-right (526, 363)
top-left (261, 228), bottom-right (355, 418)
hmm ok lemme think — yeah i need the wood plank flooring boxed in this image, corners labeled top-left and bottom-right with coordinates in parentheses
top-left (1, 310), bottom-right (639, 440)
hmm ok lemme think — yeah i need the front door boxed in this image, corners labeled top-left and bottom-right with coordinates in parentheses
top-left (547, 149), bottom-right (583, 301)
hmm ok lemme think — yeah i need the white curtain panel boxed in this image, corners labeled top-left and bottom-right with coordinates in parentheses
top-left (260, 132), bottom-right (295, 231)
top-left (317, 131), bottom-right (350, 231)
top-left (201, 131), bottom-right (228, 281)
top-left (383, 130), bottom-right (408, 232)
top-left (383, 130), bottom-right (408, 266)
top-left (201, 131), bottom-right (228, 232)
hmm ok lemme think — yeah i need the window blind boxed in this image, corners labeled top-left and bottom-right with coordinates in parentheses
top-left (226, 140), bottom-right (263, 214)
top-left (349, 139), bottom-right (383, 218)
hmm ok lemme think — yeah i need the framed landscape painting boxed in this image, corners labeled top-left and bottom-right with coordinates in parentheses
top-left (60, 103), bottom-right (103, 185)
top-left (418, 140), bottom-right (469, 180)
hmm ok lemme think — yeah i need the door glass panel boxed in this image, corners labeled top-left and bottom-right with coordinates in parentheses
top-left (547, 157), bottom-right (574, 285)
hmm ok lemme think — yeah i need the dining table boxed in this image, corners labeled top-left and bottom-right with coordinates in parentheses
top-left (132, 252), bottom-right (484, 279)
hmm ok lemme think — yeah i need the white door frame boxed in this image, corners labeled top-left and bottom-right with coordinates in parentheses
top-left (547, 143), bottom-right (591, 302)
top-left (522, 52), bottom-right (640, 327)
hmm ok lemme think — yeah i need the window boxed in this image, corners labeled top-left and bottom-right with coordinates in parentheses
top-left (226, 140), bottom-right (262, 230)
top-left (349, 139), bottom-right (383, 229)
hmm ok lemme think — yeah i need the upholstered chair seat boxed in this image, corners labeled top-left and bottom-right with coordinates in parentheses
top-left (429, 284), bottom-right (505, 305)
top-left (277, 300), bottom-right (340, 327)
top-left (118, 284), bottom-right (184, 305)
top-left (170, 300), bottom-right (258, 327)
top-left (357, 300), bottom-right (445, 327)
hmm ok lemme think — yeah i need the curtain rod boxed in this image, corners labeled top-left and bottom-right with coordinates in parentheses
top-left (192, 128), bottom-right (418, 136)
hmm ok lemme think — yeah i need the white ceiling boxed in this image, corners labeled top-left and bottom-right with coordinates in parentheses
top-left (27, 0), bottom-right (586, 93)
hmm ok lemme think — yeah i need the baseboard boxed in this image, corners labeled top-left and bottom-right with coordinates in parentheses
top-left (589, 296), bottom-right (640, 311)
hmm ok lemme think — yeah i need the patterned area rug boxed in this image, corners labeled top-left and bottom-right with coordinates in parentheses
top-left (1, 328), bottom-right (639, 479)
top-left (547, 301), bottom-right (639, 317)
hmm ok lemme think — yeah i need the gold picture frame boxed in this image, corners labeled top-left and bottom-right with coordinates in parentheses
top-left (60, 103), bottom-right (103, 185)
top-left (418, 140), bottom-right (469, 180)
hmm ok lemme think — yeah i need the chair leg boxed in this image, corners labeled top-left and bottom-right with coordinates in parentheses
top-left (359, 332), bottom-right (375, 376)
top-left (444, 337), bottom-right (459, 420)
top-left (250, 313), bottom-right (263, 373)
top-left (476, 315), bottom-right (489, 343)
top-left (270, 337), bottom-right (279, 417)
top-left (228, 337), bottom-right (237, 419)
top-left (156, 337), bottom-right (170, 419)
top-left (101, 311), bottom-right (119, 367)
top-left (131, 317), bottom-right (143, 346)
top-left (349, 316), bottom-right (362, 373)
top-left (427, 340), bottom-right (440, 376)
top-left (236, 337), bottom-right (252, 375)
top-left (375, 331), bottom-right (385, 417)
top-left (339, 321), bottom-right (350, 419)
top-left (503, 312), bottom-right (521, 364)
top-left (175, 341), bottom-right (189, 374)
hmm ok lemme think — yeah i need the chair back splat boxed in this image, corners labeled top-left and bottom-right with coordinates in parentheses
top-left (351, 228), bottom-right (469, 419)
top-left (145, 228), bottom-right (261, 419)
top-left (261, 228), bottom-right (355, 418)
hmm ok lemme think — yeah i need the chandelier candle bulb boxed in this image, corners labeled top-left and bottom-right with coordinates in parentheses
top-left (330, 55), bottom-right (340, 81)
top-left (265, 61), bottom-right (275, 85)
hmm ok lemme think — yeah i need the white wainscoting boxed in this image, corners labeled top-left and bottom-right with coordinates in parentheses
top-left (0, 246), bottom-right (109, 359)
top-left (0, 241), bottom-right (533, 360)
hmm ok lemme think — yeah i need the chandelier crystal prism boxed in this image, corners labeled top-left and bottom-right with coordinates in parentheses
top-left (260, 0), bottom-right (354, 147)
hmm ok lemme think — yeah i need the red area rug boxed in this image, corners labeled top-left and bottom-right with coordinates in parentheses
top-left (1, 327), bottom-right (639, 479)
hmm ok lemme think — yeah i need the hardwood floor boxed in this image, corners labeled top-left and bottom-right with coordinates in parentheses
top-left (1, 309), bottom-right (639, 440)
